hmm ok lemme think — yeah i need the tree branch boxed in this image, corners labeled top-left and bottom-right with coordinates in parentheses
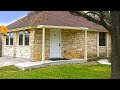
top-left (69, 11), bottom-right (112, 32)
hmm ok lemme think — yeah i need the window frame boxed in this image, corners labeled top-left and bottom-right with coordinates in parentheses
top-left (99, 32), bottom-right (106, 46)
top-left (5, 32), bottom-right (14, 46)
top-left (18, 30), bottom-right (29, 46)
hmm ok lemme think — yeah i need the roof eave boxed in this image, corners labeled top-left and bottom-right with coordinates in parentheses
top-left (37, 25), bottom-right (89, 30)
top-left (7, 26), bottom-right (37, 32)
top-left (3, 25), bottom-right (108, 33)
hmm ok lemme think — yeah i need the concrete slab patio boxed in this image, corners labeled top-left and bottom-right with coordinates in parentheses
top-left (0, 57), bottom-right (30, 67)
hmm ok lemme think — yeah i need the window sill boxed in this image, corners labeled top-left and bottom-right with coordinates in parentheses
top-left (99, 46), bottom-right (106, 48)
top-left (16, 45), bottom-right (30, 47)
top-left (4, 45), bottom-right (14, 47)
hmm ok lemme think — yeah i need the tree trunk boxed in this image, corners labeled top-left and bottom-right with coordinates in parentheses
top-left (111, 11), bottom-right (120, 79)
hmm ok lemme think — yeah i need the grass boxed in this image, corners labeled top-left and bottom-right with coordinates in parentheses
top-left (0, 64), bottom-right (111, 79)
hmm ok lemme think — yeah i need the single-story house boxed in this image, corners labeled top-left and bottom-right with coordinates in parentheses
top-left (0, 11), bottom-right (111, 62)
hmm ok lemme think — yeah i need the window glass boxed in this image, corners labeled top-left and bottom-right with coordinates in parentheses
top-left (6, 33), bottom-right (9, 45)
top-left (19, 31), bottom-right (23, 45)
top-left (10, 32), bottom-right (14, 45)
top-left (99, 32), bottom-right (106, 46)
top-left (25, 31), bottom-right (29, 45)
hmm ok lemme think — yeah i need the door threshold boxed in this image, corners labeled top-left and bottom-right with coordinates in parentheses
top-left (49, 58), bottom-right (70, 61)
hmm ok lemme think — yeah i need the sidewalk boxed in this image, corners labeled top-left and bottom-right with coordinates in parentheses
top-left (97, 59), bottom-right (111, 65)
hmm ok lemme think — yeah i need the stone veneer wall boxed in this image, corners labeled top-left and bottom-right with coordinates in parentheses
top-left (2, 31), bottom-right (30, 59)
top-left (108, 33), bottom-right (111, 56)
top-left (99, 46), bottom-right (107, 57)
top-left (87, 31), bottom-right (97, 58)
top-left (2, 28), bottom-right (111, 61)
top-left (99, 33), bottom-right (111, 57)
top-left (62, 30), bottom-right (85, 59)
top-left (30, 29), bottom-right (50, 61)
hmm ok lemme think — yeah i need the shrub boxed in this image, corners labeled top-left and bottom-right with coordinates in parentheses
top-left (87, 57), bottom-right (101, 62)
top-left (107, 56), bottom-right (111, 63)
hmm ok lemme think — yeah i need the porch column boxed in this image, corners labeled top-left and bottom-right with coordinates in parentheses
top-left (97, 32), bottom-right (99, 57)
top-left (106, 32), bottom-right (109, 57)
top-left (42, 28), bottom-right (45, 64)
top-left (84, 30), bottom-right (87, 60)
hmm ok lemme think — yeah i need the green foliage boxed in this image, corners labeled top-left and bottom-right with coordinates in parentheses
top-left (0, 64), bottom-right (110, 79)
top-left (87, 57), bottom-right (101, 62)
top-left (107, 56), bottom-right (111, 63)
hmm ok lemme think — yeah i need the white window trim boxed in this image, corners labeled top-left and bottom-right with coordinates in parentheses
top-left (18, 31), bottom-right (29, 46)
top-left (25, 31), bottom-right (30, 46)
top-left (5, 33), bottom-right (14, 46)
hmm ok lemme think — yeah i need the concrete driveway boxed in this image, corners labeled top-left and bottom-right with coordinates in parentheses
top-left (0, 57), bottom-right (30, 67)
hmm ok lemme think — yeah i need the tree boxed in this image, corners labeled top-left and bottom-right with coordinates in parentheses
top-left (69, 11), bottom-right (120, 79)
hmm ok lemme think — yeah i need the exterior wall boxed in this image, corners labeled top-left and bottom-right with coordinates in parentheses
top-left (31, 29), bottom-right (50, 61)
top-left (62, 30), bottom-right (111, 59)
top-left (108, 33), bottom-right (111, 56)
top-left (3, 46), bottom-right (30, 58)
top-left (99, 33), bottom-right (111, 57)
top-left (62, 30), bottom-right (85, 59)
top-left (1, 28), bottom-right (112, 61)
top-left (99, 46), bottom-right (107, 57)
top-left (2, 30), bottom-right (30, 60)
top-left (87, 31), bottom-right (97, 58)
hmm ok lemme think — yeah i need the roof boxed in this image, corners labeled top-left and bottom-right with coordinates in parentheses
top-left (7, 11), bottom-right (105, 30)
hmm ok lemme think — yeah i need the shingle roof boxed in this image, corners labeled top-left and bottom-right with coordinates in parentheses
top-left (7, 11), bottom-right (105, 30)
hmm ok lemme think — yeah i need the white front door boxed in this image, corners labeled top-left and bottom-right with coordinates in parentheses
top-left (50, 29), bottom-right (61, 58)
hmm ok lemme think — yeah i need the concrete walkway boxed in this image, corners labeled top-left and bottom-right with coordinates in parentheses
top-left (0, 57), bottom-right (87, 70)
top-left (14, 59), bottom-right (87, 71)
top-left (97, 59), bottom-right (111, 65)
top-left (0, 57), bottom-right (30, 67)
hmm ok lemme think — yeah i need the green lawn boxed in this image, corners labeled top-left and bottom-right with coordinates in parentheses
top-left (0, 64), bottom-right (111, 79)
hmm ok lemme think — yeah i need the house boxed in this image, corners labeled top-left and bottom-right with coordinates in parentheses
top-left (0, 11), bottom-right (111, 62)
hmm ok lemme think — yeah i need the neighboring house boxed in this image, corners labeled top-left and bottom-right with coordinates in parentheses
top-left (0, 11), bottom-right (111, 62)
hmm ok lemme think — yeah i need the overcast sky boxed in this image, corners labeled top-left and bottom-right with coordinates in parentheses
top-left (0, 11), bottom-right (29, 26)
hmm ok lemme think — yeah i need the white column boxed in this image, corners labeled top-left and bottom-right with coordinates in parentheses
top-left (106, 33), bottom-right (109, 57)
top-left (84, 30), bottom-right (87, 60)
top-left (97, 32), bottom-right (99, 57)
top-left (42, 28), bottom-right (45, 64)
top-left (23, 31), bottom-right (25, 46)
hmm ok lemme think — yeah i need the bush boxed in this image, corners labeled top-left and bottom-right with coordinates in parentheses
top-left (107, 56), bottom-right (111, 63)
top-left (87, 57), bottom-right (101, 62)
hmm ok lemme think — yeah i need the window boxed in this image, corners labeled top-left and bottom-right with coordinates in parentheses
top-left (18, 31), bottom-right (29, 45)
top-left (10, 33), bottom-right (14, 45)
top-left (99, 32), bottom-right (106, 46)
top-left (6, 33), bottom-right (9, 45)
top-left (6, 32), bottom-right (14, 45)
top-left (25, 31), bottom-right (29, 45)
top-left (19, 31), bottom-right (23, 45)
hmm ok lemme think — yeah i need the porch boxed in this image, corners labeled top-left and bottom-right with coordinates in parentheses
top-left (0, 57), bottom-right (87, 70)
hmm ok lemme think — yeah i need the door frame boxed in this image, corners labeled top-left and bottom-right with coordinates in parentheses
top-left (50, 29), bottom-right (62, 58)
